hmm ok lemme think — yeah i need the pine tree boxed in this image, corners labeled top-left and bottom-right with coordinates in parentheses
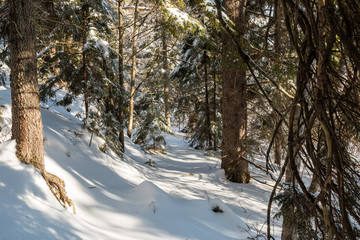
top-left (133, 91), bottom-right (172, 151)
top-left (38, 0), bottom-right (124, 153)
top-left (171, 33), bottom-right (221, 149)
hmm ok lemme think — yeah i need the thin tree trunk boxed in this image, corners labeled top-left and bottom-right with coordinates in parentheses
top-left (285, 103), bottom-right (301, 182)
top-left (118, 0), bottom-right (125, 152)
top-left (274, 135), bottom-right (281, 165)
top-left (274, 0), bottom-right (281, 54)
top-left (273, 0), bottom-right (282, 166)
top-left (317, 1), bottom-right (333, 236)
top-left (282, 96), bottom-right (301, 240)
top-left (220, 0), bottom-right (250, 183)
top-left (82, 4), bottom-right (89, 122)
top-left (213, 69), bottom-right (217, 151)
top-left (204, 51), bottom-right (212, 147)
top-left (162, 24), bottom-right (171, 129)
top-left (127, 0), bottom-right (139, 137)
top-left (281, 102), bottom-right (301, 240)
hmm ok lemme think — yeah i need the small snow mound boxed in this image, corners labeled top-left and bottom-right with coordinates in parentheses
top-left (131, 181), bottom-right (166, 198)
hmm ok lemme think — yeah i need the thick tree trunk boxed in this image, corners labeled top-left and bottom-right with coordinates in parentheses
top-left (9, 0), bottom-right (74, 212)
top-left (127, 0), bottom-right (139, 138)
top-left (281, 206), bottom-right (297, 239)
top-left (162, 24), bottom-right (171, 129)
top-left (9, 0), bottom-right (44, 170)
top-left (118, 0), bottom-right (125, 152)
top-left (220, 0), bottom-right (250, 183)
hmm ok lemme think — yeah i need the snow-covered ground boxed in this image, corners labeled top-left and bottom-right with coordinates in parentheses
top-left (0, 81), bottom-right (281, 239)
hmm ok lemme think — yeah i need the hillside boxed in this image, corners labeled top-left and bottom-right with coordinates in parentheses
top-left (0, 82), bottom-right (280, 239)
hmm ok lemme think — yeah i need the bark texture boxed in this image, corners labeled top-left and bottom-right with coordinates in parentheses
top-left (221, 0), bottom-right (250, 183)
top-left (9, 0), bottom-right (44, 170)
top-left (9, 0), bottom-right (75, 213)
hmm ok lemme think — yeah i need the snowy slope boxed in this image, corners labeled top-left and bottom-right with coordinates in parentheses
top-left (0, 82), bottom-right (281, 239)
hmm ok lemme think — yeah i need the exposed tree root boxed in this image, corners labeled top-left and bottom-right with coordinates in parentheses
top-left (43, 171), bottom-right (76, 214)
top-left (16, 153), bottom-right (76, 214)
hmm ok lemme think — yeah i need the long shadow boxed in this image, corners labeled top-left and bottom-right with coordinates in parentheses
top-left (0, 144), bottom-right (81, 240)
top-left (41, 109), bottom-right (138, 213)
top-left (127, 133), bottom-right (281, 237)
top-left (39, 108), bottom-right (279, 239)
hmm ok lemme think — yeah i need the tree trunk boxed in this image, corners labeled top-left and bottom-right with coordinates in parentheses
top-left (127, 0), bottom-right (139, 138)
top-left (118, 0), bottom-right (125, 152)
top-left (162, 24), bottom-right (171, 129)
top-left (220, 0), bottom-right (250, 183)
top-left (9, 0), bottom-right (44, 171)
top-left (273, 0), bottom-right (283, 166)
top-left (8, 0), bottom-right (74, 212)
top-left (281, 204), bottom-right (297, 239)
top-left (274, 0), bottom-right (282, 54)
top-left (82, 4), bottom-right (89, 122)
top-left (204, 51), bottom-right (212, 147)
top-left (282, 97), bottom-right (301, 240)
top-left (213, 69), bottom-right (217, 151)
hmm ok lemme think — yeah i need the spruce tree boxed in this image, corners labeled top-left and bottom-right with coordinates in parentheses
top-left (38, 0), bottom-right (124, 153)
top-left (171, 33), bottom-right (221, 150)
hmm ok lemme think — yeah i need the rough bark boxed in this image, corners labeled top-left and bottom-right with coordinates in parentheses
top-left (220, 0), bottom-right (250, 183)
top-left (9, 0), bottom-right (44, 171)
top-left (9, 0), bottom-right (74, 212)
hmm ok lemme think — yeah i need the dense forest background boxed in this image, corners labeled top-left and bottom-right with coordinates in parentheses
top-left (1, 0), bottom-right (360, 239)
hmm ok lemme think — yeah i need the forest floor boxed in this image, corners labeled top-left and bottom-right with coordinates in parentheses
top-left (0, 81), bottom-right (281, 239)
